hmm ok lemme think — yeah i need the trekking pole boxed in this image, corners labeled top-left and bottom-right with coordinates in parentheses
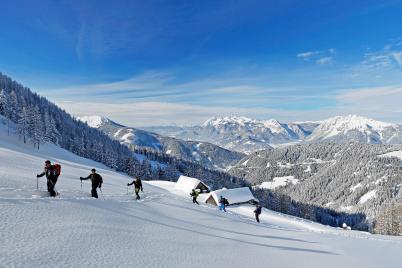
top-left (99, 188), bottom-right (105, 200)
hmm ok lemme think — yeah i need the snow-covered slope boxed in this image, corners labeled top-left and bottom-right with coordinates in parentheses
top-left (307, 115), bottom-right (402, 144)
top-left (1, 119), bottom-right (402, 267)
top-left (78, 115), bottom-right (244, 171)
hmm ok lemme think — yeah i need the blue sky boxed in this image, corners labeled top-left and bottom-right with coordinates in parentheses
top-left (1, 0), bottom-right (402, 126)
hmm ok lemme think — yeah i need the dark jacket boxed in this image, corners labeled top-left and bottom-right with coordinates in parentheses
top-left (128, 178), bottom-right (143, 191)
top-left (220, 197), bottom-right (229, 206)
top-left (254, 206), bottom-right (262, 215)
top-left (190, 190), bottom-right (199, 198)
top-left (37, 165), bottom-right (59, 183)
top-left (82, 173), bottom-right (103, 188)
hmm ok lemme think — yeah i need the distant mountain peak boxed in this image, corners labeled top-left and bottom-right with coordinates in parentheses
top-left (307, 115), bottom-right (401, 143)
top-left (202, 116), bottom-right (257, 127)
top-left (77, 115), bottom-right (125, 129)
top-left (321, 115), bottom-right (396, 129)
top-left (77, 115), bottom-right (108, 128)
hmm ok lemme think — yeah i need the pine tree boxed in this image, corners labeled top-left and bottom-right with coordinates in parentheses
top-left (8, 90), bottom-right (19, 123)
top-left (17, 107), bottom-right (28, 143)
top-left (30, 106), bottom-right (43, 149)
top-left (0, 89), bottom-right (7, 115)
top-left (43, 111), bottom-right (60, 144)
top-left (0, 89), bottom-right (10, 135)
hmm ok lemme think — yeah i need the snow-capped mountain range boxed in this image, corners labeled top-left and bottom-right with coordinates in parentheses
top-left (143, 116), bottom-right (315, 154)
top-left (78, 116), bottom-right (245, 171)
top-left (142, 115), bottom-right (402, 153)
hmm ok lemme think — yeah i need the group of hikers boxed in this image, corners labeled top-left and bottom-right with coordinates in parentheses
top-left (36, 160), bottom-right (143, 200)
top-left (190, 187), bottom-right (263, 223)
top-left (36, 160), bottom-right (262, 222)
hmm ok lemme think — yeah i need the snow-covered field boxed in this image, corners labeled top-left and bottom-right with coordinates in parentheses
top-left (1, 122), bottom-right (402, 268)
top-left (259, 176), bottom-right (299, 190)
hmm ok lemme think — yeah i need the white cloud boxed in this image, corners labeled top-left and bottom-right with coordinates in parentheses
top-left (297, 51), bottom-right (318, 60)
top-left (41, 70), bottom-right (307, 109)
top-left (42, 71), bottom-right (173, 98)
top-left (362, 53), bottom-right (392, 69)
top-left (316, 57), bottom-right (333, 65)
top-left (334, 84), bottom-right (402, 122)
top-left (392, 51), bottom-right (402, 67)
top-left (53, 82), bottom-right (402, 126)
top-left (362, 40), bottom-right (402, 70)
top-left (297, 49), bottom-right (335, 65)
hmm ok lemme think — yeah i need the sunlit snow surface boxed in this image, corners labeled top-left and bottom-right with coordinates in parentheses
top-left (1, 119), bottom-right (402, 268)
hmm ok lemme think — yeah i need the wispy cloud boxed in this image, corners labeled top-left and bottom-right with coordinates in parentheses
top-left (362, 40), bottom-right (402, 70)
top-left (392, 51), bottom-right (402, 67)
top-left (297, 51), bottom-right (319, 61)
top-left (316, 57), bottom-right (333, 65)
top-left (297, 49), bottom-right (335, 65)
top-left (57, 101), bottom-right (301, 126)
top-left (334, 84), bottom-right (402, 122)
top-left (57, 83), bottom-right (402, 126)
top-left (42, 68), bottom-right (337, 113)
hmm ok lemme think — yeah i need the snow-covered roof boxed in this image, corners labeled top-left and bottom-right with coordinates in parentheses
top-left (174, 175), bottom-right (209, 194)
top-left (205, 187), bottom-right (257, 206)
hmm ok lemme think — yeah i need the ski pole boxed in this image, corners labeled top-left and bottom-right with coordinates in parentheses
top-left (127, 185), bottom-right (128, 195)
top-left (81, 179), bottom-right (82, 191)
top-left (99, 188), bottom-right (105, 200)
top-left (36, 176), bottom-right (38, 191)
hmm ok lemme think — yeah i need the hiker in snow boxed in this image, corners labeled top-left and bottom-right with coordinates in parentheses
top-left (190, 189), bottom-right (199, 205)
top-left (127, 177), bottom-right (143, 200)
top-left (254, 203), bottom-right (262, 223)
top-left (80, 169), bottom-right (103, 198)
top-left (219, 196), bottom-right (228, 212)
top-left (36, 160), bottom-right (61, 197)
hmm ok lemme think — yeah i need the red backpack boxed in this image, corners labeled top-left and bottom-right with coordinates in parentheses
top-left (54, 164), bottom-right (61, 176)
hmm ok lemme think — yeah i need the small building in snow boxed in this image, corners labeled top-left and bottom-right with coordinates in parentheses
top-left (174, 175), bottom-right (210, 195)
top-left (205, 187), bottom-right (258, 206)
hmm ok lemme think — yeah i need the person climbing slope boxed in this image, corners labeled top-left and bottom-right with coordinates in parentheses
top-left (127, 177), bottom-right (143, 200)
top-left (219, 196), bottom-right (229, 212)
top-left (254, 203), bottom-right (262, 223)
top-left (80, 169), bottom-right (103, 198)
top-left (36, 160), bottom-right (61, 197)
top-left (190, 189), bottom-right (199, 205)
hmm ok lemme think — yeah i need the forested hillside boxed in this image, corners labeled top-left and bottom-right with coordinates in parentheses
top-left (229, 143), bottom-right (402, 233)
